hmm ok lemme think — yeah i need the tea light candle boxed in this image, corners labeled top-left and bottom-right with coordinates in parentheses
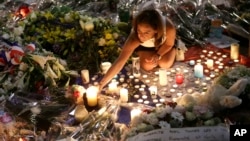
top-left (208, 51), bottom-right (214, 54)
top-left (212, 56), bottom-right (217, 60)
top-left (134, 94), bottom-right (139, 99)
top-left (200, 54), bottom-right (205, 58)
top-left (135, 85), bottom-right (140, 89)
top-left (108, 82), bottom-right (118, 93)
top-left (230, 43), bottom-right (239, 60)
top-left (153, 99), bottom-right (158, 103)
top-left (206, 59), bottom-right (214, 69)
top-left (144, 100), bottom-right (150, 105)
top-left (130, 109), bottom-right (142, 121)
top-left (142, 95), bottom-right (148, 99)
top-left (194, 63), bottom-right (204, 78)
top-left (149, 86), bottom-right (157, 95)
top-left (187, 88), bottom-right (193, 93)
top-left (120, 88), bottom-right (128, 102)
top-left (216, 52), bottom-right (222, 56)
top-left (134, 78), bottom-right (139, 83)
top-left (81, 69), bottom-right (90, 84)
top-left (156, 103), bottom-right (162, 107)
top-left (177, 92), bottom-right (183, 97)
top-left (142, 74), bottom-right (148, 79)
top-left (215, 61), bottom-right (220, 65)
top-left (234, 59), bottom-right (239, 63)
top-left (137, 99), bottom-right (143, 103)
top-left (119, 77), bottom-right (125, 82)
top-left (218, 65), bottom-right (223, 69)
top-left (170, 88), bottom-right (176, 93)
top-left (159, 68), bottom-right (168, 86)
top-left (86, 86), bottom-right (98, 107)
top-left (159, 98), bottom-right (165, 103)
top-left (210, 74), bottom-right (216, 78)
top-left (196, 59), bottom-right (202, 63)
top-left (173, 84), bottom-right (178, 88)
top-left (145, 79), bottom-right (151, 83)
top-left (202, 49), bottom-right (207, 53)
top-left (222, 55), bottom-right (227, 58)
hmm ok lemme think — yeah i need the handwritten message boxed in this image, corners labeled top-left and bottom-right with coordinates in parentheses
top-left (127, 126), bottom-right (229, 141)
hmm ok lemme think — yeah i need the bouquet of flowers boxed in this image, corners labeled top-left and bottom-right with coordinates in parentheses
top-left (10, 6), bottom-right (127, 73)
top-left (124, 104), bottom-right (222, 139)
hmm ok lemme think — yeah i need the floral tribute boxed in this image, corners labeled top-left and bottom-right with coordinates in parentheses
top-left (9, 6), bottom-right (127, 73)
top-left (124, 104), bottom-right (222, 139)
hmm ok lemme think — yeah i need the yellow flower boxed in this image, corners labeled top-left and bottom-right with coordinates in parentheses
top-left (79, 20), bottom-right (85, 30)
top-left (106, 39), bottom-right (116, 46)
top-left (105, 33), bottom-right (113, 40)
top-left (84, 21), bottom-right (94, 32)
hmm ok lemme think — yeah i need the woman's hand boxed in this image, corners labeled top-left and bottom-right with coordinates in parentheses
top-left (145, 53), bottom-right (159, 67)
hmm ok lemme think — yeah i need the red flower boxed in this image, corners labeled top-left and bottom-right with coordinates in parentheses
top-left (73, 91), bottom-right (80, 98)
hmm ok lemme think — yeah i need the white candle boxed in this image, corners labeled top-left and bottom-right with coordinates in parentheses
top-left (130, 109), bottom-right (142, 122)
top-left (120, 88), bottom-right (128, 103)
top-left (108, 82), bottom-right (118, 93)
top-left (86, 86), bottom-right (98, 107)
top-left (230, 43), bottom-right (239, 60)
top-left (137, 99), bottom-right (143, 103)
top-left (149, 85), bottom-right (158, 95)
top-left (159, 68), bottom-right (168, 86)
top-left (194, 63), bottom-right (204, 78)
top-left (81, 69), bottom-right (90, 84)
top-left (100, 62), bottom-right (111, 74)
top-left (206, 59), bottom-right (214, 69)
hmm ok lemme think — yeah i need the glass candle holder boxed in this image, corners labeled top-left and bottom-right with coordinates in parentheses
top-left (175, 73), bottom-right (184, 85)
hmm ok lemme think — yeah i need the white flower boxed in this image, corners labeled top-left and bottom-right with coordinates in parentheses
top-left (64, 13), bottom-right (73, 22)
top-left (19, 62), bottom-right (28, 71)
top-left (155, 106), bottom-right (170, 118)
top-left (144, 113), bottom-right (159, 125)
top-left (2, 33), bottom-right (10, 39)
top-left (84, 21), bottom-right (94, 32)
top-left (98, 38), bottom-right (106, 46)
top-left (112, 32), bottom-right (119, 39)
top-left (30, 106), bottom-right (41, 115)
top-left (185, 111), bottom-right (196, 121)
top-left (158, 121), bottom-right (170, 129)
top-left (30, 12), bottom-right (37, 20)
top-left (13, 26), bottom-right (24, 36)
top-left (171, 111), bottom-right (184, 122)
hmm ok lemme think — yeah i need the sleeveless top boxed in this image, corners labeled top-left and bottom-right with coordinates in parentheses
top-left (139, 16), bottom-right (167, 48)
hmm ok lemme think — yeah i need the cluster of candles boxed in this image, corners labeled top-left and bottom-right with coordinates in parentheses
top-left (80, 44), bottom-right (240, 108)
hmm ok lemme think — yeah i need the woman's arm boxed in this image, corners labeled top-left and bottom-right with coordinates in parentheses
top-left (99, 32), bottom-right (140, 90)
top-left (156, 18), bottom-right (176, 57)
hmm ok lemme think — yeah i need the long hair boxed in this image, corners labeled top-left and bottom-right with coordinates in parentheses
top-left (133, 9), bottom-right (165, 48)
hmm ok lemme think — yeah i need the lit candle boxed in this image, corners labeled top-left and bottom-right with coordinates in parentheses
top-left (142, 95), bottom-right (148, 99)
top-left (206, 59), bottom-right (214, 69)
top-left (86, 86), bottom-right (98, 107)
top-left (149, 85), bottom-right (157, 95)
top-left (230, 43), bottom-right (239, 60)
top-left (194, 63), bottom-right (203, 78)
top-left (120, 88), bottom-right (128, 103)
top-left (159, 68), bottom-right (168, 86)
top-left (108, 82), bottom-right (118, 93)
top-left (137, 99), bottom-right (143, 103)
top-left (100, 62), bottom-right (111, 74)
top-left (130, 109), bottom-right (142, 122)
top-left (81, 69), bottom-right (89, 84)
top-left (175, 73), bottom-right (184, 84)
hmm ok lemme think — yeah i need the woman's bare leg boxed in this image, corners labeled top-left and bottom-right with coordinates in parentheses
top-left (158, 48), bottom-right (176, 69)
